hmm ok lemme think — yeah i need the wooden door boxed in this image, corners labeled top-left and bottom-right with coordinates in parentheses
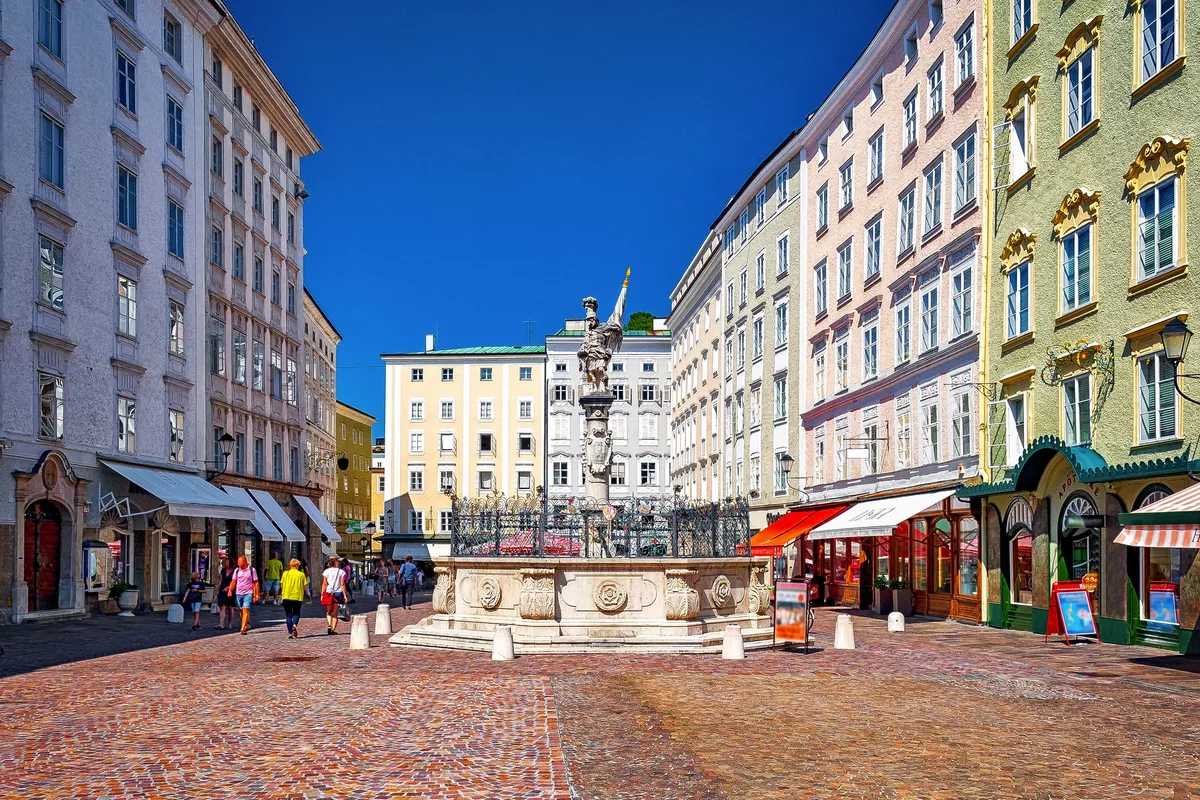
top-left (23, 501), bottom-right (62, 612)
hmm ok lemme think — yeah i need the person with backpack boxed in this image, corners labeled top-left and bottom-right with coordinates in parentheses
top-left (321, 556), bottom-right (348, 635)
top-left (181, 572), bottom-right (205, 631)
top-left (226, 555), bottom-right (259, 635)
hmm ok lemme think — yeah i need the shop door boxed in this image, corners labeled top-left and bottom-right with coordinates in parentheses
top-left (23, 501), bottom-right (62, 612)
top-left (927, 517), bottom-right (954, 617)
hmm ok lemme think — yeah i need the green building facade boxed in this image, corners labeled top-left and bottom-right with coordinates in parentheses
top-left (968, 0), bottom-right (1200, 651)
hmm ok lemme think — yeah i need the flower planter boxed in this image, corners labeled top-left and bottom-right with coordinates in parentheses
top-left (117, 589), bottom-right (139, 617)
top-left (891, 588), bottom-right (913, 617)
top-left (873, 587), bottom-right (893, 616)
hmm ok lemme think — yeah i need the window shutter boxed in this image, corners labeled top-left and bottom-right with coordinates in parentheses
top-left (1160, 358), bottom-right (1177, 438)
top-left (1062, 240), bottom-right (1076, 308)
top-left (1139, 358), bottom-right (1157, 441)
top-left (1139, 208), bottom-right (1157, 279)
top-left (1076, 233), bottom-right (1091, 304)
top-left (987, 400), bottom-right (1006, 468)
top-left (1157, 205), bottom-right (1174, 272)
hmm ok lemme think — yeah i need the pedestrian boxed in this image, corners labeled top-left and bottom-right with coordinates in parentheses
top-left (400, 555), bottom-right (419, 609)
top-left (388, 559), bottom-right (399, 598)
top-left (226, 555), bottom-right (260, 635)
top-left (280, 558), bottom-right (307, 639)
top-left (299, 557), bottom-right (312, 603)
top-left (263, 550), bottom-right (283, 605)
top-left (340, 558), bottom-right (354, 604)
top-left (375, 560), bottom-right (389, 603)
top-left (181, 571), bottom-right (205, 631)
top-left (321, 555), bottom-right (348, 635)
top-left (214, 557), bottom-right (236, 630)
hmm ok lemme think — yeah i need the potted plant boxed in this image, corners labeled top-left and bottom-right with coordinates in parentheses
top-left (873, 575), bottom-right (893, 615)
top-left (109, 582), bottom-right (139, 617)
top-left (890, 577), bottom-right (913, 616)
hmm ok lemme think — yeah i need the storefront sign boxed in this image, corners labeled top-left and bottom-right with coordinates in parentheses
top-left (1047, 582), bottom-right (1099, 644)
top-left (345, 520), bottom-right (363, 534)
top-left (1081, 572), bottom-right (1099, 593)
top-left (775, 581), bottom-right (810, 652)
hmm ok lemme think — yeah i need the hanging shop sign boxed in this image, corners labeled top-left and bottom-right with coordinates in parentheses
top-left (1080, 572), bottom-right (1099, 593)
top-left (1046, 581), bottom-right (1099, 645)
top-left (774, 581), bottom-right (811, 653)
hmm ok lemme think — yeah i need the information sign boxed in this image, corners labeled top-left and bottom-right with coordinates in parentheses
top-left (775, 581), bottom-right (811, 652)
top-left (1046, 581), bottom-right (1099, 645)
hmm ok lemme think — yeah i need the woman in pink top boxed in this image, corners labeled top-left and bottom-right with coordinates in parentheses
top-left (225, 555), bottom-right (259, 635)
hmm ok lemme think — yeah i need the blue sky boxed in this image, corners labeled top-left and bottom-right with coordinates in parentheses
top-left (226, 0), bottom-right (896, 436)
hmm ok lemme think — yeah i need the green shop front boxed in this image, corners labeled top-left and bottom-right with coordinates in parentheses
top-left (961, 438), bottom-right (1200, 653)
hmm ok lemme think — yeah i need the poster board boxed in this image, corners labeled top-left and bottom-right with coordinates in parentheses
top-left (775, 581), bottom-right (810, 652)
top-left (1147, 582), bottom-right (1179, 629)
top-left (1046, 581), bottom-right (1099, 644)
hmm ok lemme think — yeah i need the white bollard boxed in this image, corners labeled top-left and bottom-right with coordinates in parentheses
top-left (374, 603), bottom-right (392, 635)
top-left (348, 614), bottom-right (371, 650)
top-left (833, 613), bottom-right (856, 650)
top-left (491, 625), bottom-right (515, 661)
top-left (721, 624), bottom-right (746, 660)
top-left (166, 604), bottom-right (185, 624)
top-left (887, 611), bottom-right (905, 632)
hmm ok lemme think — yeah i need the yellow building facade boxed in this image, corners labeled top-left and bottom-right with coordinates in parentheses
top-left (335, 401), bottom-right (376, 560)
top-left (381, 343), bottom-right (546, 561)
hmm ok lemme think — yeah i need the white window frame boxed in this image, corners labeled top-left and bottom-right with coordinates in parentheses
top-left (1138, 177), bottom-right (1178, 280)
top-left (954, 128), bottom-right (977, 212)
top-left (920, 282), bottom-right (939, 352)
top-left (903, 90), bottom-right (919, 148)
top-left (1062, 372), bottom-right (1093, 446)
top-left (927, 57), bottom-right (944, 119)
top-left (1061, 223), bottom-right (1093, 312)
top-left (956, 18), bottom-right (975, 85)
top-left (775, 165), bottom-right (789, 207)
top-left (1141, 0), bottom-right (1179, 83)
top-left (1006, 261), bottom-right (1031, 339)
top-left (923, 158), bottom-right (943, 235)
top-left (1138, 352), bottom-right (1178, 443)
top-left (868, 129), bottom-right (884, 183)
top-left (814, 261), bottom-right (828, 317)
top-left (862, 319), bottom-right (878, 381)
top-left (865, 217), bottom-right (882, 281)
top-left (776, 232), bottom-right (790, 277)
top-left (839, 159), bottom-right (853, 209)
top-left (898, 186), bottom-right (916, 254)
top-left (895, 298), bottom-right (912, 363)
top-left (951, 258), bottom-right (973, 338)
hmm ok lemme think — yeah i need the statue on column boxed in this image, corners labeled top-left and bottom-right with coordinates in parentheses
top-left (577, 269), bottom-right (629, 394)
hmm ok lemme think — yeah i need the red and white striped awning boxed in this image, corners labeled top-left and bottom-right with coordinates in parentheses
top-left (1115, 482), bottom-right (1200, 548)
top-left (1114, 525), bottom-right (1200, 549)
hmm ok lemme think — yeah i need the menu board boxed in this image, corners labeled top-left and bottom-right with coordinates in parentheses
top-left (775, 581), bottom-right (810, 650)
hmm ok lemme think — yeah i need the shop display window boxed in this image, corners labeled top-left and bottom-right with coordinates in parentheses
top-left (876, 538), bottom-right (890, 581)
top-left (1143, 548), bottom-right (1182, 630)
top-left (160, 534), bottom-right (178, 595)
top-left (958, 518), bottom-right (979, 596)
top-left (190, 546), bottom-right (212, 585)
top-left (912, 520), bottom-right (928, 590)
top-left (800, 540), bottom-right (815, 579)
top-left (848, 541), bottom-right (862, 585)
top-left (83, 543), bottom-right (112, 592)
top-left (894, 522), bottom-right (911, 585)
top-left (1011, 531), bottom-right (1033, 605)
top-left (833, 540), bottom-right (848, 583)
top-left (933, 518), bottom-right (953, 593)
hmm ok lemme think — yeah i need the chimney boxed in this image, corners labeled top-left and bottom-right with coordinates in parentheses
top-left (425, 333), bottom-right (436, 352)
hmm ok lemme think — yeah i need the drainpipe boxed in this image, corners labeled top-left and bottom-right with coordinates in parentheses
top-left (977, 0), bottom-right (996, 626)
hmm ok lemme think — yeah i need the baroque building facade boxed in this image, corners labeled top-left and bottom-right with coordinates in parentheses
top-left (302, 287), bottom-right (339, 528)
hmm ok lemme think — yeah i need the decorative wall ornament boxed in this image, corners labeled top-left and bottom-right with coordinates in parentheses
top-left (477, 576), bottom-right (503, 610)
top-left (1041, 339), bottom-right (1115, 387)
top-left (1052, 188), bottom-right (1102, 239)
top-left (748, 564), bottom-right (772, 616)
top-left (1125, 136), bottom-right (1189, 196)
top-left (1055, 16), bottom-right (1103, 71)
top-left (710, 575), bottom-right (734, 609)
top-left (1000, 228), bottom-right (1038, 271)
top-left (592, 578), bottom-right (628, 613)
top-left (518, 567), bottom-right (556, 620)
top-left (1002, 75), bottom-right (1040, 120)
top-left (432, 566), bottom-right (455, 614)
top-left (664, 568), bottom-right (700, 620)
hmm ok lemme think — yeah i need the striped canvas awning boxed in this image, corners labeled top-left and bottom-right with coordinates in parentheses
top-left (1116, 483), bottom-right (1200, 548)
top-left (1114, 525), bottom-right (1200, 548)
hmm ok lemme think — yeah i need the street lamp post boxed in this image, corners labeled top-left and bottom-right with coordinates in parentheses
top-left (1160, 318), bottom-right (1200, 405)
top-left (206, 432), bottom-right (236, 481)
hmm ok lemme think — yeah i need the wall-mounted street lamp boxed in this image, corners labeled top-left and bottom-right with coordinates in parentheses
top-left (205, 432), bottom-right (236, 481)
top-left (1160, 318), bottom-right (1200, 406)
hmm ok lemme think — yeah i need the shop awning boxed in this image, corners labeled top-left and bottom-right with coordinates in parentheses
top-left (101, 460), bottom-right (256, 521)
top-left (745, 505), bottom-right (851, 556)
top-left (293, 494), bottom-right (341, 543)
top-left (808, 489), bottom-right (956, 542)
top-left (222, 486), bottom-right (283, 541)
top-left (248, 490), bottom-right (305, 543)
top-left (391, 540), bottom-right (450, 561)
top-left (322, 542), bottom-right (337, 558)
top-left (1116, 483), bottom-right (1200, 548)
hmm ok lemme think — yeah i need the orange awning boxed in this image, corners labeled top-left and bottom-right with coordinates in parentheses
top-left (745, 505), bottom-right (850, 556)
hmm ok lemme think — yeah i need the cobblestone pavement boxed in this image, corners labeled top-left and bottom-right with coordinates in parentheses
top-left (0, 604), bottom-right (1197, 799)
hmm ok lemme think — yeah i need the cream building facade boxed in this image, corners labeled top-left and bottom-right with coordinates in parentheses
top-left (668, 231), bottom-right (724, 501)
top-left (302, 288), bottom-right (339, 524)
top-left (382, 339), bottom-right (546, 562)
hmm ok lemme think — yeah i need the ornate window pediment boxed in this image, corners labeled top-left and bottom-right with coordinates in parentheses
top-left (1052, 188), bottom-right (1102, 239)
top-left (1124, 136), bottom-right (1190, 195)
top-left (1000, 228), bottom-right (1038, 271)
top-left (1056, 16), bottom-right (1103, 71)
top-left (1003, 76), bottom-right (1040, 120)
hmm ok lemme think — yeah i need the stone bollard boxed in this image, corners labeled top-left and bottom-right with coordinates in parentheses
top-left (166, 604), bottom-right (185, 624)
top-left (833, 613), bottom-right (855, 650)
top-left (348, 614), bottom-right (371, 650)
top-left (374, 603), bottom-right (392, 636)
top-left (887, 611), bottom-right (905, 632)
top-left (491, 625), bottom-right (515, 661)
top-left (721, 624), bottom-right (746, 660)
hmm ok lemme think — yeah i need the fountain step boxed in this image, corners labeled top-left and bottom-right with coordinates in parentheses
top-left (390, 621), bottom-right (777, 655)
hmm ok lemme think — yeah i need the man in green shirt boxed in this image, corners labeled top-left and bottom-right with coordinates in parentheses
top-left (263, 552), bottom-right (284, 605)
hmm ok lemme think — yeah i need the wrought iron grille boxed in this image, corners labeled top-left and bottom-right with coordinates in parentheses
top-left (450, 494), bottom-right (751, 558)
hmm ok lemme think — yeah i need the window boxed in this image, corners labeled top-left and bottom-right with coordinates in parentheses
top-left (478, 367), bottom-right (493, 381)
top-left (835, 334), bottom-right (849, 392)
top-left (814, 262), bottom-right (828, 317)
top-left (839, 160), bottom-right (854, 209)
top-left (895, 410), bottom-right (912, 468)
top-left (818, 137), bottom-right (829, 164)
top-left (232, 160), bottom-right (244, 197)
top-left (233, 433), bottom-right (245, 474)
top-left (439, 433), bottom-right (455, 453)
top-left (612, 383), bottom-right (627, 402)
top-left (1066, 48), bottom-right (1094, 138)
top-left (552, 461), bottom-right (569, 486)
top-left (39, 373), bottom-right (64, 439)
top-left (410, 368), bottom-right (425, 382)
top-left (1013, 0), bottom-right (1033, 42)
top-left (920, 283), bottom-right (939, 351)
top-left (930, 0), bottom-right (944, 26)
top-left (117, 52), bottom-right (137, 114)
top-left (168, 302), bottom-right (185, 355)
top-left (740, 208), bottom-right (749, 244)
top-left (640, 461), bottom-right (658, 486)
top-left (898, 186), bottom-right (916, 253)
top-left (1061, 224), bottom-right (1092, 311)
top-left (954, 130), bottom-right (977, 212)
top-left (287, 213), bottom-right (295, 244)
top-left (553, 384), bottom-right (570, 402)
top-left (117, 167), bottom-right (138, 231)
top-left (923, 159), bottom-right (942, 234)
top-left (814, 347), bottom-right (827, 403)
top-left (518, 432), bottom-right (533, 452)
top-left (253, 180), bottom-right (263, 213)
top-left (287, 283), bottom-right (296, 315)
top-left (519, 399), bottom-right (532, 419)
top-left (211, 55), bottom-right (223, 85)
top-left (726, 282), bottom-right (735, 316)
top-left (739, 270), bottom-right (748, 306)
top-left (928, 58), bottom-right (944, 119)
top-left (168, 201), bottom-right (185, 258)
top-left (988, 394), bottom-right (1028, 467)
top-left (520, 366), bottom-right (532, 380)
top-left (210, 226), bottom-right (223, 267)
top-left (775, 165), bottom-right (789, 206)
top-left (39, 0), bottom-right (63, 58)
top-left (871, 73), bottom-right (885, 106)
top-left (1138, 177), bottom-right (1177, 280)
top-left (951, 261), bottom-right (973, 337)
top-left (479, 400), bottom-right (494, 421)
top-left (409, 467), bottom-right (424, 492)
top-left (285, 357), bottom-right (297, 405)
top-left (231, 331), bottom-right (245, 383)
top-left (903, 90), bottom-right (918, 148)
top-left (752, 317), bottom-right (763, 359)
top-left (270, 349), bottom-right (283, 399)
top-left (290, 447), bottom-right (300, 484)
top-left (896, 298), bottom-right (912, 362)
top-left (408, 510), bottom-right (424, 533)
top-left (117, 276), bottom-right (137, 337)
top-left (441, 367), bottom-right (454, 381)
top-left (116, 397), bottom-right (136, 453)
top-left (36, 236), bottom-right (63, 312)
top-left (39, 113), bottom-right (66, 189)
top-left (410, 400), bottom-right (424, 422)
top-left (251, 105), bottom-right (261, 132)
top-left (1006, 261), bottom-right (1030, 339)
top-left (233, 83), bottom-right (243, 111)
top-left (862, 320), bottom-right (878, 380)
top-left (163, 14), bottom-right (181, 62)
top-left (905, 24), bottom-right (919, 61)
top-left (272, 197), bottom-right (280, 230)
top-left (271, 272), bottom-right (280, 304)
top-left (166, 97), bottom-right (184, 152)
top-left (868, 130), bottom-right (884, 184)
top-left (724, 224), bottom-right (736, 258)
top-left (270, 129), bottom-right (278, 152)
top-left (774, 377), bottom-right (788, 420)
top-left (640, 382), bottom-right (658, 403)
top-left (842, 108), bottom-right (854, 137)
top-left (837, 241), bottom-right (852, 300)
top-left (951, 390), bottom-right (972, 457)
top-left (864, 218), bottom-right (882, 281)
top-left (921, 402), bottom-right (940, 463)
top-left (639, 415), bottom-right (658, 441)
top-left (816, 184), bottom-right (829, 231)
top-left (777, 233), bottom-right (789, 276)
top-left (1139, 352), bottom-right (1177, 442)
top-left (1141, 0), bottom-right (1178, 83)
top-left (210, 319), bottom-right (226, 375)
top-left (755, 251), bottom-right (766, 291)
top-left (169, 410), bottom-right (184, 462)
top-left (252, 257), bottom-right (264, 293)
top-left (756, 188), bottom-right (767, 226)
top-left (1063, 373), bottom-right (1092, 445)
top-left (736, 331), bottom-right (745, 370)
top-left (440, 400), bottom-right (454, 420)
top-left (252, 339), bottom-right (264, 390)
top-left (956, 19), bottom-right (975, 84)
top-left (1010, 106), bottom-right (1031, 177)
top-left (253, 437), bottom-right (265, 478)
top-left (775, 303), bottom-right (788, 348)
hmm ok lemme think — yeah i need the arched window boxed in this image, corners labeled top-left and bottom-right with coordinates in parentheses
top-left (1060, 492), bottom-right (1100, 580)
top-left (1005, 497), bottom-right (1034, 605)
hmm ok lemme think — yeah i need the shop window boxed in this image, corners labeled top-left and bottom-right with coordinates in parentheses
top-left (876, 538), bottom-right (890, 581)
top-left (958, 517), bottom-right (979, 596)
top-left (833, 540), bottom-right (848, 583)
top-left (159, 533), bottom-right (178, 595)
top-left (932, 518), bottom-right (954, 593)
top-left (1136, 487), bottom-right (1180, 630)
top-left (1011, 530), bottom-right (1033, 605)
top-left (912, 520), bottom-right (928, 591)
top-left (894, 522), bottom-right (912, 585)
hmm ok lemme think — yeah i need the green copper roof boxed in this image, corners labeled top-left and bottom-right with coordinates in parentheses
top-left (382, 345), bottom-right (546, 357)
